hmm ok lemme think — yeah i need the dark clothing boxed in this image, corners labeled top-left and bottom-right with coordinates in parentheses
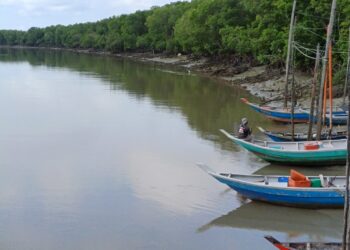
top-left (238, 124), bottom-right (252, 139)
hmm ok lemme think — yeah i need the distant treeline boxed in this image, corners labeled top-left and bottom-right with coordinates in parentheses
top-left (0, 0), bottom-right (349, 70)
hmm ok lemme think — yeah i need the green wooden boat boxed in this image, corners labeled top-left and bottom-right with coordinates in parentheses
top-left (220, 129), bottom-right (347, 166)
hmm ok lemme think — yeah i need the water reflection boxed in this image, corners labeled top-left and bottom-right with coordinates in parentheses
top-left (198, 202), bottom-right (342, 240)
top-left (0, 48), bottom-right (273, 150)
top-left (0, 48), bottom-right (344, 249)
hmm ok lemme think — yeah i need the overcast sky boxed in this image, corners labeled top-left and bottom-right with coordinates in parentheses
top-left (0, 0), bottom-right (181, 30)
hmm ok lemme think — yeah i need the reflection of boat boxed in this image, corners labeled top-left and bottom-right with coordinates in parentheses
top-left (265, 236), bottom-right (341, 250)
top-left (241, 98), bottom-right (309, 123)
top-left (220, 129), bottom-right (346, 166)
top-left (197, 202), bottom-right (342, 238)
top-left (198, 164), bottom-right (345, 208)
top-left (258, 127), bottom-right (347, 142)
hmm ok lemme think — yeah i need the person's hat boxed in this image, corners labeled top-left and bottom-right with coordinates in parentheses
top-left (241, 117), bottom-right (248, 125)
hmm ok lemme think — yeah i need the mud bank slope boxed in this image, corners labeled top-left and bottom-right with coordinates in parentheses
top-left (137, 53), bottom-right (346, 108)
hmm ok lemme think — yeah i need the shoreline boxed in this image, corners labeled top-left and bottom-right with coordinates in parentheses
top-left (2, 45), bottom-right (343, 107)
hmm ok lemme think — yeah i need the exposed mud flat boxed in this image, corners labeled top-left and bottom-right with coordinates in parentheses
top-left (137, 52), bottom-right (347, 108)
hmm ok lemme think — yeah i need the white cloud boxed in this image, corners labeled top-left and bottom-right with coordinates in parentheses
top-left (0, 0), bottom-right (182, 30)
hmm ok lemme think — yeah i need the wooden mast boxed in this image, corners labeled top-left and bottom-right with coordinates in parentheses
top-left (343, 26), bottom-right (350, 250)
top-left (344, 80), bottom-right (350, 249)
top-left (328, 44), bottom-right (333, 131)
top-left (291, 18), bottom-right (297, 141)
top-left (307, 44), bottom-right (320, 141)
top-left (343, 27), bottom-right (350, 105)
top-left (315, 0), bottom-right (337, 140)
top-left (283, 0), bottom-right (297, 109)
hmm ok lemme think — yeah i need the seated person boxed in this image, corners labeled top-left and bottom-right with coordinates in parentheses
top-left (238, 117), bottom-right (252, 139)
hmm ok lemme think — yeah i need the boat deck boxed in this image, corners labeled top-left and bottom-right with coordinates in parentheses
top-left (251, 137), bottom-right (346, 151)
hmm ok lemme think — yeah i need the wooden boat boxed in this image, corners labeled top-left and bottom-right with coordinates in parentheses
top-left (241, 98), bottom-right (348, 125)
top-left (240, 98), bottom-right (309, 123)
top-left (265, 236), bottom-right (341, 250)
top-left (197, 164), bottom-right (345, 208)
top-left (257, 126), bottom-right (347, 142)
top-left (301, 109), bottom-right (348, 126)
top-left (220, 129), bottom-right (346, 166)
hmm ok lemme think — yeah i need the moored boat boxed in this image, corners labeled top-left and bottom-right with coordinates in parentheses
top-left (197, 164), bottom-right (345, 208)
top-left (301, 108), bottom-right (348, 126)
top-left (220, 129), bottom-right (347, 166)
top-left (241, 98), bottom-right (309, 123)
top-left (257, 126), bottom-right (347, 142)
top-left (241, 98), bottom-right (348, 125)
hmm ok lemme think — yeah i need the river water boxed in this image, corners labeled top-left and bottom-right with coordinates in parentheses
top-left (0, 48), bottom-right (345, 249)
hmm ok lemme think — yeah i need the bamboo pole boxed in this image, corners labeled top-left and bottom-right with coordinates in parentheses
top-left (323, 70), bottom-right (328, 124)
top-left (344, 54), bottom-right (350, 250)
top-left (283, 0), bottom-right (297, 109)
top-left (307, 44), bottom-right (320, 141)
top-left (290, 17), bottom-right (297, 140)
top-left (316, 0), bottom-right (337, 140)
top-left (328, 44), bottom-right (333, 131)
top-left (342, 27), bottom-right (350, 104)
top-left (291, 41), bottom-right (295, 141)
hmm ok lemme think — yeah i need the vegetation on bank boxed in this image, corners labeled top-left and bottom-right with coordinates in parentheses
top-left (0, 0), bottom-right (349, 79)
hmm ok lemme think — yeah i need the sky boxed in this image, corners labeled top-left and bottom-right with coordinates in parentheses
top-left (0, 0), bottom-right (181, 30)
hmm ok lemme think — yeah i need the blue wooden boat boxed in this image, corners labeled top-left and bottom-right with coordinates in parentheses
top-left (257, 126), bottom-right (347, 142)
top-left (241, 98), bottom-right (309, 123)
top-left (220, 129), bottom-right (347, 166)
top-left (301, 109), bottom-right (348, 126)
top-left (197, 164), bottom-right (345, 208)
top-left (242, 98), bottom-right (348, 125)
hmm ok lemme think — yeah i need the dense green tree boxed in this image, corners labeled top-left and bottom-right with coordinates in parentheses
top-left (146, 2), bottom-right (190, 52)
top-left (0, 0), bottom-right (349, 72)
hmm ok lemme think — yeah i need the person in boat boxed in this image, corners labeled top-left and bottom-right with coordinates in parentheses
top-left (238, 117), bottom-right (252, 139)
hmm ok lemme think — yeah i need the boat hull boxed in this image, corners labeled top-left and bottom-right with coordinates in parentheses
top-left (215, 175), bottom-right (343, 208)
top-left (207, 172), bottom-right (345, 208)
top-left (241, 98), bottom-right (348, 125)
top-left (241, 98), bottom-right (309, 123)
top-left (220, 129), bottom-right (347, 166)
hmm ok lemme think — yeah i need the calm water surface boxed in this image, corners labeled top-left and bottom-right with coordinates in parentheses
top-left (0, 49), bottom-right (344, 249)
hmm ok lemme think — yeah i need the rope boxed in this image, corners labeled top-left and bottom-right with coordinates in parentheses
top-left (294, 44), bottom-right (317, 60)
top-left (296, 26), bottom-right (327, 40)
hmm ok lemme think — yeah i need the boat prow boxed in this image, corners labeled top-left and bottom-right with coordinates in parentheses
top-left (196, 163), bottom-right (216, 175)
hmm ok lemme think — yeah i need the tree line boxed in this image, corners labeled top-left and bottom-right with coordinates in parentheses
top-left (0, 0), bottom-right (349, 71)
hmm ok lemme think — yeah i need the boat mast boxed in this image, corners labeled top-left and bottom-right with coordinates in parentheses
top-left (307, 44), bottom-right (320, 141)
top-left (283, 0), bottom-right (297, 109)
top-left (343, 27), bottom-right (350, 105)
top-left (291, 19), bottom-right (297, 141)
top-left (344, 27), bottom-right (350, 250)
top-left (315, 0), bottom-right (337, 140)
top-left (328, 44), bottom-right (333, 132)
